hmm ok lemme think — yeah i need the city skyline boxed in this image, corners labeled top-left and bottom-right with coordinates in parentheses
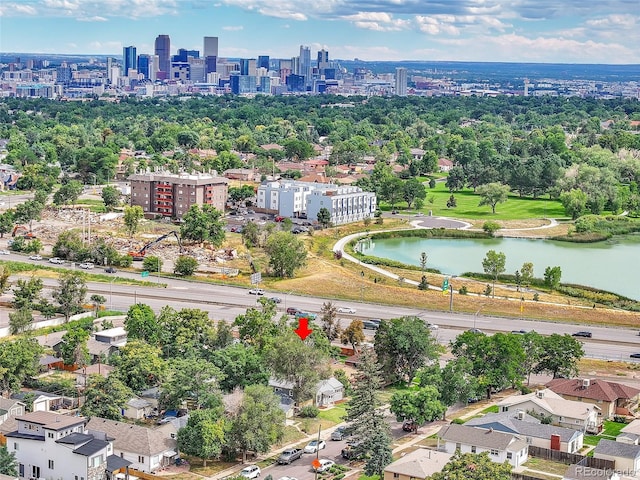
top-left (0, 0), bottom-right (639, 64)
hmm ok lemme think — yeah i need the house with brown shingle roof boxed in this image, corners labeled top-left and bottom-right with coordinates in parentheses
top-left (383, 448), bottom-right (453, 480)
top-left (546, 378), bottom-right (640, 419)
top-left (86, 416), bottom-right (178, 473)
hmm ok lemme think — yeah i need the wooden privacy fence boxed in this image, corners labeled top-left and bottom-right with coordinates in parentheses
top-left (528, 445), bottom-right (615, 470)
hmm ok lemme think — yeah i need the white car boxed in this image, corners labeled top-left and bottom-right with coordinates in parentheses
top-left (427, 323), bottom-right (439, 330)
top-left (240, 465), bottom-right (261, 479)
top-left (248, 288), bottom-right (264, 295)
top-left (303, 439), bottom-right (326, 453)
top-left (338, 307), bottom-right (356, 314)
top-left (0, 250), bottom-right (9, 255)
top-left (277, 477), bottom-right (298, 480)
top-left (314, 459), bottom-right (335, 472)
top-left (29, 254), bottom-right (42, 261)
top-left (49, 257), bottom-right (64, 264)
top-left (79, 262), bottom-right (95, 269)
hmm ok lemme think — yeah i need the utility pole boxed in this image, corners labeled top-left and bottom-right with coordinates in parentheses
top-left (314, 423), bottom-right (321, 480)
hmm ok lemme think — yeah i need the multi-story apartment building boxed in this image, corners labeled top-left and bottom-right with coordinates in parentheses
top-left (256, 180), bottom-right (376, 225)
top-left (5, 411), bottom-right (112, 480)
top-left (129, 171), bottom-right (228, 219)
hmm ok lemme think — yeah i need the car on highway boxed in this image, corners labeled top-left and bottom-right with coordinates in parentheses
top-left (248, 288), bottom-right (264, 295)
top-left (303, 439), bottom-right (326, 453)
top-left (313, 459), bottom-right (335, 473)
top-left (240, 465), bottom-right (261, 479)
top-left (631, 353), bottom-right (640, 359)
top-left (268, 297), bottom-right (282, 304)
top-left (338, 307), bottom-right (356, 314)
top-left (104, 267), bottom-right (117, 274)
top-left (295, 311), bottom-right (317, 321)
top-left (0, 250), bottom-right (9, 255)
top-left (49, 257), bottom-right (64, 264)
top-left (426, 322), bottom-right (439, 330)
top-left (467, 328), bottom-right (484, 334)
top-left (511, 329), bottom-right (527, 334)
top-left (331, 426), bottom-right (348, 441)
top-left (29, 254), bottom-right (42, 260)
top-left (362, 320), bottom-right (379, 330)
top-left (79, 262), bottom-right (95, 269)
top-left (276, 448), bottom-right (303, 464)
top-left (572, 331), bottom-right (593, 338)
top-left (286, 307), bottom-right (300, 315)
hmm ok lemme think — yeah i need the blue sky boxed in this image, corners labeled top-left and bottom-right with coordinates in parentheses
top-left (0, 0), bottom-right (638, 64)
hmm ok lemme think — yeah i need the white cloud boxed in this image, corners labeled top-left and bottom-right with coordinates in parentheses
top-left (222, 25), bottom-right (244, 31)
top-left (77, 15), bottom-right (108, 22)
top-left (0, 3), bottom-right (38, 16)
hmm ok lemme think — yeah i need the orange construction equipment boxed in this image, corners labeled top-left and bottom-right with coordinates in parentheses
top-left (12, 225), bottom-right (36, 239)
top-left (128, 231), bottom-right (183, 261)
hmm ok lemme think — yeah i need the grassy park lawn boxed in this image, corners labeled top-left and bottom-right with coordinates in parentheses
top-left (318, 403), bottom-right (347, 424)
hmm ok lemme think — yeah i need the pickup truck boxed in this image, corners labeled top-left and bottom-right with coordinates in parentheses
top-left (277, 448), bottom-right (303, 464)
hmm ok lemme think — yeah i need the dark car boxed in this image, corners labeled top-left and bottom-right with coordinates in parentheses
top-left (331, 426), bottom-right (349, 441)
top-left (286, 307), bottom-right (299, 315)
top-left (402, 420), bottom-right (418, 432)
top-left (572, 331), bottom-right (593, 338)
top-left (631, 353), bottom-right (640, 359)
top-left (268, 297), bottom-right (282, 304)
top-left (341, 441), bottom-right (363, 460)
top-left (467, 328), bottom-right (484, 334)
top-left (511, 329), bottom-right (527, 335)
top-left (277, 448), bottom-right (303, 465)
top-left (362, 321), bottom-right (379, 330)
top-left (104, 267), bottom-right (117, 273)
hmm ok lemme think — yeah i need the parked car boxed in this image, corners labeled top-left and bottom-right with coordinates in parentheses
top-left (402, 420), bottom-right (418, 432)
top-left (511, 329), bottom-right (527, 335)
top-left (240, 465), bottom-right (261, 479)
top-left (275, 216), bottom-right (285, 222)
top-left (286, 307), bottom-right (300, 315)
top-left (0, 250), bottom-right (10, 255)
top-left (49, 257), bottom-right (64, 264)
top-left (277, 448), bottom-right (303, 465)
top-left (268, 297), bottom-right (282, 304)
top-left (331, 426), bottom-right (348, 441)
top-left (29, 254), bottom-right (42, 260)
top-left (426, 322), bottom-right (439, 330)
top-left (314, 459), bottom-right (335, 472)
top-left (467, 328), bottom-right (484, 334)
top-left (630, 353), bottom-right (640, 359)
top-left (303, 439), bottom-right (326, 453)
top-left (341, 442), bottom-right (363, 460)
top-left (104, 267), bottom-right (117, 274)
top-left (248, 288), bottom-right (264, 295)
top-left (277, 477), bottom-right (298, 480)
top-left (338, 307), bottom-right (356, 314)
top-left (572, 331), bottom-right (593, 338)
top-left (362, 321), bottom-right (379, 330)
top-left (79, 262), bottom-right (95, 269)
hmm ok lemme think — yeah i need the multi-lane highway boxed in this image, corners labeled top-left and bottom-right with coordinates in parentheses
top-left (3, 252), bottom-right (640, 361)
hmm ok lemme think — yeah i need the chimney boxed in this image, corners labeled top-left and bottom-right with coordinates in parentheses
top-left (536, 390), bottom-right (544, 398)
top-left (582, 379), bottom-right (591, 388)
top-left (517, 410), bottom-right (525, 420)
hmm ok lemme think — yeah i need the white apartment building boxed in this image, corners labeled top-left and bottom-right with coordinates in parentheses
top-left (256, 180), bottom-right (376, 225)
top-left (5, 411), bottom-right (111, 480)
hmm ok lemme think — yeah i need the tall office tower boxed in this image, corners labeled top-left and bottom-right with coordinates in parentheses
top-left (155, 34), bottom-right (171, 78)
top-left (395, 67), bottom-right (407, 96)
top-left (189, 58), bottom-right (205, 82)
top-left (148, 55), bottom-right (159, 82)
top-left (299, 45), bottom-right (311, 86)
top-left (173, 48), bottom-right (199, 62)
top-left (123, 46), bottom-right (137, 76)
top-left (317, 49), bottom-right (329, 69)
top-left (204, 36), bottom-right (219, 75)
top-left (239, 59), bottom-right (250, 76)
top-left (258, 55), bottom-right (269, 71)
top-left (56, 62), bottom-right (73, 85)
top-left (137, 54), bottom-right (151, 79)
top-left (106, 57), bottom-right (116, 84)
top-left (247, 59), bottom-right (257, 77)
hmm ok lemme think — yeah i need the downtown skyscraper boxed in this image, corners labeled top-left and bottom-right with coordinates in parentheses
top-left (155, 34), bottom-right (171, 79)
top-left (203, 36), bottom-right (218, 74)
top-left (122, 45), bottom-right (137, 76)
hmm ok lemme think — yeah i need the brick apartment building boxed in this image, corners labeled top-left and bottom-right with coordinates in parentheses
top-left (129, 171), bottom-right (228, 219)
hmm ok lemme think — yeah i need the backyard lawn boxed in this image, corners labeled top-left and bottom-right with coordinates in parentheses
top-left (318, 403), bottom-right (347, 424)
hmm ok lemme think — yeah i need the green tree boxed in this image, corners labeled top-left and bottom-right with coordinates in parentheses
top-left (264, 231), bottom-right (307, 278)
top-left (158, 307), bottom-right (217, 358)
top-left (520, 262), bottom-right (534, 288)
top-left (60, 324), bottom-right (90, 367)
top-left (52, 271), bottom-right (87, 322)
top-left (536, 334), bottom-right (584, 378)
top-left (0, 337), bottom-right (43, 396)
top-left (482, 250), bottom-right (506, 298)
top-left (477, 182), bottom-right (510, 214)
top-left (228, 384), bottom-right (285, 463)
top-left (112, 340), bottom-right (166, 393)
top-left (9, 307), bottom-right (33, 335)
top-left (446, 194), bottom-right (457, 208)
top-left (177, 409), bottom-right (226, 467)
top-left (380, 176), bottom-right (404, 208)
top-left (0, 444), bottom-right (18, 476)
top-left (233, 304), bottom-right (279, 351)
top-left (430, 451), bottom-right (512, 480)
top-left (174, 255), bottom-right (198, 276)
top-left (89, 294), bottom-right (106, 317)
top-left (340, 319), bottom-right (365, 353)
top-left (53, 180), bottom-right (83, 206)
top-left (0, 210), bottom-right (15, 238)
top-left (0, 265), bottom-right (12, 295)
top-left (320, 301), bottom-right (340, 340)
top-left (123, 205), bottom-right (144, 236)
top-left (374, 316), bottom-right (439, 385)
top-left (160, 357), bottom-right (224, 411)
top-left (544, 265), bottom-right (562, 289)
top-left (14, 198), bottom-right (45, 232)
top-left (317, 207), bottom-right (331, 229)
top-left (390, 386), bottom-right (445, 425)
top-left (208, 343), bottom-right (269, 392)
top-left (101, 185), bottom-right (121, 211)
top-left (445, 166), bottom-right (466, 192)
top-left (403, 177), bottom-right (426, 209)
top-left (482, 220), bottom-right (500, 237)
top-left (81, 375), bottom-right (133, 420)
top-left (560, 188), bottom-right (588, 220)
top-left (12, 276), bottom-right (43, 310)
top-left (23, 237), bottom-right (42, 254)
top-left (142, 255), bottom-right (162, 273)
top-left (419, 252), bottom-right (428, 272)
top-left (241, 221), bottom-right (260, 248)
top-left (519, 331), bottom-right (544, 386)
top-left (180, 204), bottom-right (226, 246)
top-left (124, 303), bottom-right (160, 345)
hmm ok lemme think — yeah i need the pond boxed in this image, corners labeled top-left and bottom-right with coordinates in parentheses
top-left (358, 234), bottom-right (640, 300)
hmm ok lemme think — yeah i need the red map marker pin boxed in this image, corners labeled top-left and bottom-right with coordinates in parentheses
top-left (294, 317), bottom-right (313, 340)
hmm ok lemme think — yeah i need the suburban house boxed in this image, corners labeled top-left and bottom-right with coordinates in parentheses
top-left (269, 376), bottom-right (344, 408)
top-left (546, 378), bottom-right (640, 418)
top-left (563, 464), bottom-right (621, 480)
top-left (437, 423), bottom-right (529, 468)
top-left (466, 410), bottom-right (584, 453)
top-left (123, 397), bottom-right (154, 420)
top-left (618, 419), bottom-right (640, 444)
top-left (594, 439), bottom-right (640, 475)
top-left (87, 327), bottom-right (128, 362)
top-left (0, 398), bottom-right (25, 425)
top-left (383, 448), bottom-right (453, 480)
top-left (11, 390), bottom-right (65, 412)
top-left (497, 389), bottom-right (602, 433)
top-left (5, 411), bottom-right (111, 480)
top-left (438, 158), bottom-right (454, 172)
top-left (86, 416), bottom-right (178, 473)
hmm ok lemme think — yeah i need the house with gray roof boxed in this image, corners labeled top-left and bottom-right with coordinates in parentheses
top-left (86, 416), bottom-right (178, 473)
top-left (269, 376), bottom-right (344, 409)
top-left (466, 410), bottom-right (584, 453)
top-left (0, 397), bottom-right (25, 425)
top-left (594, 438), bottom-right (640, 475)
top-left (617, 419), bottom-right (640, 445)
top-left (123, 397), bottom-right (154, 420)
top-left (383, 448), bottom-right (453, 480)
top-left (438, 423), bottom-right (528, 467)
